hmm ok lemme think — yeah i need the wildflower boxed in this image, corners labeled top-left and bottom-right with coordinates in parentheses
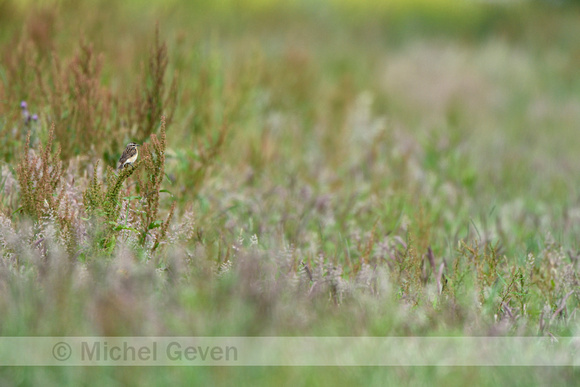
top-left (19, 101), bottom-right (38, 125)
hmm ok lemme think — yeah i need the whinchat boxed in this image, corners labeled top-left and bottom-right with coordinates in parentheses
top-left (117, 142), bottom-right (140, 170)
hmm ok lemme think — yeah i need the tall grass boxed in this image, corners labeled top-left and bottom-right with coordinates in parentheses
top-left (1, 0), bottom-right (580, 385)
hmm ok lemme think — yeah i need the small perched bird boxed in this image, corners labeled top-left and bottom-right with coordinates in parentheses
top-left (117, 142), bottom-right (140, 170)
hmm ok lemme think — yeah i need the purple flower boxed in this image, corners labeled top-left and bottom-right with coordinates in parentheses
top-left (20, 101), bottom-right (27, 109)
top-left (32, 114), bottom-right (38, 121)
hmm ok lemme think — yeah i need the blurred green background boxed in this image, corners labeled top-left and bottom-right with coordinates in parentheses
top-left (1, 0), bottom-right (580, 385)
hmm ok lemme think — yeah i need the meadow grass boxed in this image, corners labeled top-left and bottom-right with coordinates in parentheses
top-left (1, 0), bottom-right (580, 385)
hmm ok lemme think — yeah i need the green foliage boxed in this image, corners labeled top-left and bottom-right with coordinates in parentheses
top-left (1, 1), bottom-right (580, 385)
top-left (84, 163), bottom-right (134, 219)
top-left (82, 160), bottom-right (104, 215)
top-left (82, 155), bottom-right (145, 251)
top-left (103, 163), bottom-right (142, 224)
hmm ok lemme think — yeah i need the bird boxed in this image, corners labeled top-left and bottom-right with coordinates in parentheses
top-left (117, 142), bottom-right (140, 170)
